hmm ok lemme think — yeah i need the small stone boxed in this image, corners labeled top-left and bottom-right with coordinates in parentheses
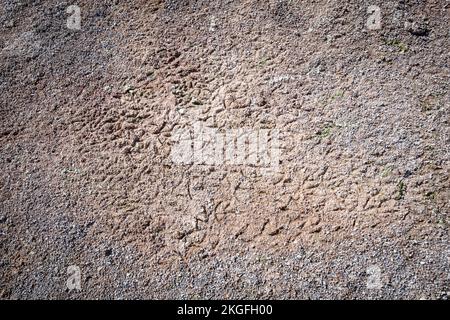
top-left (310, 226), bottom-right (322, 233)
top-left (5, 20), bottom-right (15, 28)
top-left (309, 216), bottom-right (321, 226)
top-left (122, 146), bottom-right (131, 154)
top-left (405, 21), bottom-right (429, 36)
top-left (123, 85), bottom-right (134, 93)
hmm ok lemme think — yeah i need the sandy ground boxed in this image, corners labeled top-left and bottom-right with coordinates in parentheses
top-left (0, 0), bottom-right (449, 299)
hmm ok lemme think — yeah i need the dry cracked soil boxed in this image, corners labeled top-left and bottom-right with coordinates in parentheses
top-left (0, 0), bottom-right (449, 299)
